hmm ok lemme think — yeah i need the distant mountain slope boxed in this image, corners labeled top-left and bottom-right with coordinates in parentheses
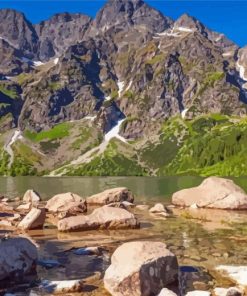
top-left (0, 0), bottom-right (247, 176)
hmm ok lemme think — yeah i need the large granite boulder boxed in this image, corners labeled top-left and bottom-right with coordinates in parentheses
top-left (58, 205), bottom-right (139, 232)
top-left (18, 208), bottom-right (46, 230)
top-left (86, 187), bottom-right (134, 205)
top-left (104, 241), bottom-right (178, 296)
top-left (172, 177), bottom-right (247, 210)
top-left (23, 190), bottom-right (41, 204)
top-left (0, 237), bottom-right (38, 281)
top-left (46, 192), bottom-right (87, 214)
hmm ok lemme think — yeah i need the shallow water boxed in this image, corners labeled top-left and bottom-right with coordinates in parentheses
top-left (2, 176), bottom-right (247, 295)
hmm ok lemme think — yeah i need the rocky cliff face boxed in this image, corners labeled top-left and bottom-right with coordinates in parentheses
top-left (35, 13), bottom-right (92, 61)
top-left (0, 0), bottom-right (247, 175)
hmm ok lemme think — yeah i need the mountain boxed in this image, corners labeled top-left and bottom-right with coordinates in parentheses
top-left (0, 0), bottom-right (247, 177)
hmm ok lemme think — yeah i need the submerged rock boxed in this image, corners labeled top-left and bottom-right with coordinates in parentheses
top-left (18, 208), bottom-right (46, 230)
top-left (136, 204), bottom-right (149, 211)
top-left (0, 237), bottom-right (37, 281)
top-left (107, 201), bottom-right (135, 210)
top-left (46, 192), bottom-right (87, 214)
top-left (214, 287), bottom-right (243, 296)
top-left (172, 177), bottom-right (247, 210)
top-left (73, 246), bottom-right (103, 256)
top-left (149, 203), bottom-right (170, 217)
top-left (216, 266), bottom-right (247, 286)
top-left (37, 259), bottom-right (61, 269)
top-left (158, 288), bottom-right (178, 295)
top-left (185, 292), bottom-right (211, 296)
top-left (58, 205), bottom-right (139, 232)
top-left (23, 190), bottom-right (41, 204)
top-left (104, 241), bottom-right (178, 296)
top-left (86, 187), bottom-right (134, 205)
top-left (40, 279), bottom-right (83, 294)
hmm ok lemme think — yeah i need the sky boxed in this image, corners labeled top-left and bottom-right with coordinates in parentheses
top-left (0, 1), bottom-right (246, 47)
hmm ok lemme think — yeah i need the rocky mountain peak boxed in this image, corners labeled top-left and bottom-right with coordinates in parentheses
top-left (92, 0), bottom-right (172, 34)
top-left (173, 13), bottom-right (207, 35)
top-left (0, 9), bottom-right (38, 56)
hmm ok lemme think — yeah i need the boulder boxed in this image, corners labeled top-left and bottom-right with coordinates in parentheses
top-left (172, 177), bottom-right (247, 210)
top-left (104, 241), bottom-right (178, 296)
top-left (58, 206), bottom-right (139, 232)
top-left (86, 187), bottom-right (134, 205)
top-left (0, 237), bottom-right (37, 281)
top-left (18, 208), bottom-right (46, 230)
top-left (16, 203), bottom-right (32, 212)
top-left (46, 192), bottom-right (87, 214)
top-left (23, 190), bottom-right (41, 204)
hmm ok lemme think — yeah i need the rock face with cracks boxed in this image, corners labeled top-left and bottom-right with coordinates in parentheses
top-left (104, 241), bottom-right (178, 296)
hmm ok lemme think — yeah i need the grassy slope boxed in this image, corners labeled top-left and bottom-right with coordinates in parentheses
top-left (66, 139), bottom-right (148, 176)
top-left (1, 114), bottom-right (247, 176)
top-left (156, 115), bottom-right (247, 177)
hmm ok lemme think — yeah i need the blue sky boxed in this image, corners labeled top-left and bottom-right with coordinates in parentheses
top-left (0, 1), bottom-right (246, 47)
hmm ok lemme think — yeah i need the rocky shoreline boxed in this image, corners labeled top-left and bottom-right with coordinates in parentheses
top-left (0, 177), bottom-right (247, 295)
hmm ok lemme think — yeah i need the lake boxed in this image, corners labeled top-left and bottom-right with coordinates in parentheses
top-left (2, 175), bottom-right (247, 201)
top-left (2, 176), bottom-right (247, 295)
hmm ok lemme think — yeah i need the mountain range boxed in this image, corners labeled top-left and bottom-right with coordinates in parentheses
top-left (1, 0), bottom-right (247, 177)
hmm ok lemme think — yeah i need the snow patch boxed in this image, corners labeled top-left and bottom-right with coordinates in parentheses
top-left (84, 116), bottom-right (96, 121)
top-left (4, 130), bottom-right (23, 169)
top-left (105, 96), bottom-right (111, 101)
top-left (177, 26), bottom-right (194, 33)
top-left (105, 119), bottom-right (127, 143)
top-left (8, 130), bottom-right (22, 147)
top-left (222, 52), bottom-right (233, 57)
top-left (21, 57), bottom-right (44, 67)
top-left (237, 60), bottom-right (247, 81)
top-left (54, 58), bottom-right (59, 65)
top-left (33, 61), bottom-right (44, 67)
top-left (0, 36), bottom-right (17, 48)
top-left (117, 81), bottom-right (125, 97)
top-left (156, 30), bottom-right (180, 37)
top-left (181, 108), bottom-right (189, 119)
top-left (215, 34), bottom-right (223, 42)
top-left (125, 80), bottom-right (133, 92)
top-left (49, 118), bottom-right (127, 175)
